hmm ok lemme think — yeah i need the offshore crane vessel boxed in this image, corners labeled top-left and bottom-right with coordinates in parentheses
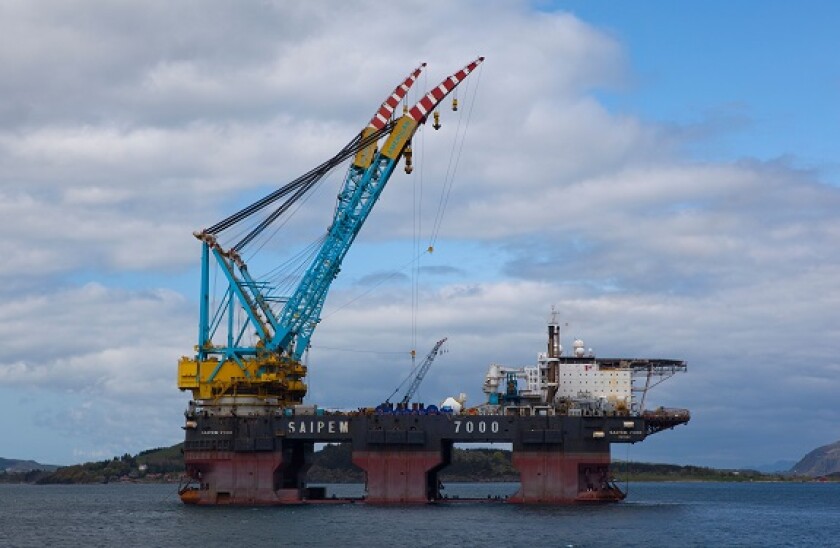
top-left (176, 58), bottom-right (689, 505)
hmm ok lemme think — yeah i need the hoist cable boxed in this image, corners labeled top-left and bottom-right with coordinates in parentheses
top-left (411, 69), bottom-right (429, 358)
top-left (428, 63), bottom-right (483, 248)
top-left (320, 247), bottom-right (434, 322)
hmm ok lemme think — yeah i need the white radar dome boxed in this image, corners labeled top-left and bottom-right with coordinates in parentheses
top-left (573, 338), bottom-right (585, 357)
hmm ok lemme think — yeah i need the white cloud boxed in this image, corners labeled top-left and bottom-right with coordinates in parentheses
top-left (0, 283), bottom-right (193, 385)
top-left (0, 0), bottom-right (838, 467)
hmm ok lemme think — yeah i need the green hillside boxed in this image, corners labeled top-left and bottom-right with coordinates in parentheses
top-left (3, 443), bottom-right (831, 484)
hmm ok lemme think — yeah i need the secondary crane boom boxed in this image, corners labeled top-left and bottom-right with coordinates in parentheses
top-left (178, 58), bottom-right (483, 408)
top-left (400, 338), bottom-right (448, 405)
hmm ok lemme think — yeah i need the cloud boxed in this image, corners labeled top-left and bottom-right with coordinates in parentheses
top-left (1, 1), bottom-right (838, 467)
top-left (0, 283), bottom-right (193, 391)
top-left (0, 282), bottom-right (195, 461)
top-left (419, 265), bottom-right (464, 277)
top-left (0, 0), bottom-right (633, 281)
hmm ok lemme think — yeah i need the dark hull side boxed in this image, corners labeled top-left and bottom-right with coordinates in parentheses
top-left (179, 413), bottom-right (676, 505)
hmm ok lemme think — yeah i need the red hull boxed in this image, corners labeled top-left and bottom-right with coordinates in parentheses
top-left (352, 450), bottom-right (444, 503)
top-left (511, 451), bottom-right (624, 503)
top-left (181, 448), bottom-right (623, 505)
top-left (180, 450), bottom-right (303, 505)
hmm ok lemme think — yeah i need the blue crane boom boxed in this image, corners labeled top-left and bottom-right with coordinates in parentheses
top-left (178, 58), bottom-right (483, 406)
top-left (193, 64), bottom-right (425, 362)
top-left (280, 57), bottom-right (484, 358)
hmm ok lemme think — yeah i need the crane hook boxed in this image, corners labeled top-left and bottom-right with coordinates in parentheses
top-left (451, 97), bottom-right (458, 111)
top-left (403, 143), bottom-right (413, 174)
top-left (432, 111), bottom-right (441, 130)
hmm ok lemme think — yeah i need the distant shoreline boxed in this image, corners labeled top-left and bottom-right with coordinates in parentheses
top-left (0, 473), bottom-right (840, 486)
top-left (3, 443), bottom-right (837, 485)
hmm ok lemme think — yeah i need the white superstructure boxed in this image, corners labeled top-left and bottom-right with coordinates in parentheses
top-left (481, 313), bottom-right (635, 416)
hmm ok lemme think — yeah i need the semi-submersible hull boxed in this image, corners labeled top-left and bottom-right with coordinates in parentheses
top-left (176, 60), bottom-right (690, 505)
top-left (179, 410), bottom-right (689, 505)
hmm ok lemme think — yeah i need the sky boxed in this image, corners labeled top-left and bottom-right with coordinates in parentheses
top-left (1, 0), bottom-right (838, 469)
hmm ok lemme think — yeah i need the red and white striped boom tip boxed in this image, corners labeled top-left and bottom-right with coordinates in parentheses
top-left (368, 63), bottom-right (427, 130)
top-left (408, 57), bottom-right (484, 123)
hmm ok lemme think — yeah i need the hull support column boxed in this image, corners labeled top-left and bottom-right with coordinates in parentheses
top-left (510, 449), bottom-right (624, 503)
top-left (180, 440), bottom-right (314, 505)
top-left (352, 447), bottom-right (449, 503)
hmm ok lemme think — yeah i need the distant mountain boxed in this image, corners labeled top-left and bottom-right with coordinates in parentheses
top-left (791, 440), bottom-right (840, 477)
top-left (0, 457), bottom-right (58, 473)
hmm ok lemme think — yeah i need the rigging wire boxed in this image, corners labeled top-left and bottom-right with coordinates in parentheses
top-left (242, 166), bottom-right (337, 264)
top-left (428, 62), bottom-right (483, 249)
top-left (204, 122), bottom-right (394, 240)
top-left (220, 158), bottom-right (346, 254)
top-left (235, 170), bottom-right (327, 252)
top-left (320, 247), bottom-right (434, 322)
top-left (410, 70), bottom-right (429, 362)
top-left (264, 237), bottom-right (326, 299)
top-left (318, 66), bottom-right (483, 346)
top-left (215, 211), bottom-right (263, 254)
top-left (261, 235), bottom-right (327, 285)
top-left (207, 133), bottom-right (360, 234)
top-left (385, 358), bottom-right (424, 404)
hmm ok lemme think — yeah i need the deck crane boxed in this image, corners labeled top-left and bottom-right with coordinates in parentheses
top-left (385, 337), bottom-right (448, 406)
top-left (178, 58), bottom-right (484, 408)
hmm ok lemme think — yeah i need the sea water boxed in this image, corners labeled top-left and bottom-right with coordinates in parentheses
top-left (1, 482), bottom-right (837, 547)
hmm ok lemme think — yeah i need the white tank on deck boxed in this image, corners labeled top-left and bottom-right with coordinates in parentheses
top-left (440, 396), bottom-right (463, 413)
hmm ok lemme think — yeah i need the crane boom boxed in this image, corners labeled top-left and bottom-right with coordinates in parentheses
top-left (193, 63), bottom-right (427, 363)
top-left (275, 57), bottom-right (484, 359)
top-left (401, 338), bottom-right (448, 405)
top-left (178, 58), bottom-right (484, 407)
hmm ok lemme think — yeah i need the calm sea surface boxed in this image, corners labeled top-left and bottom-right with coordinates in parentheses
top-left (1, 482), bottom-right (837, 547)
